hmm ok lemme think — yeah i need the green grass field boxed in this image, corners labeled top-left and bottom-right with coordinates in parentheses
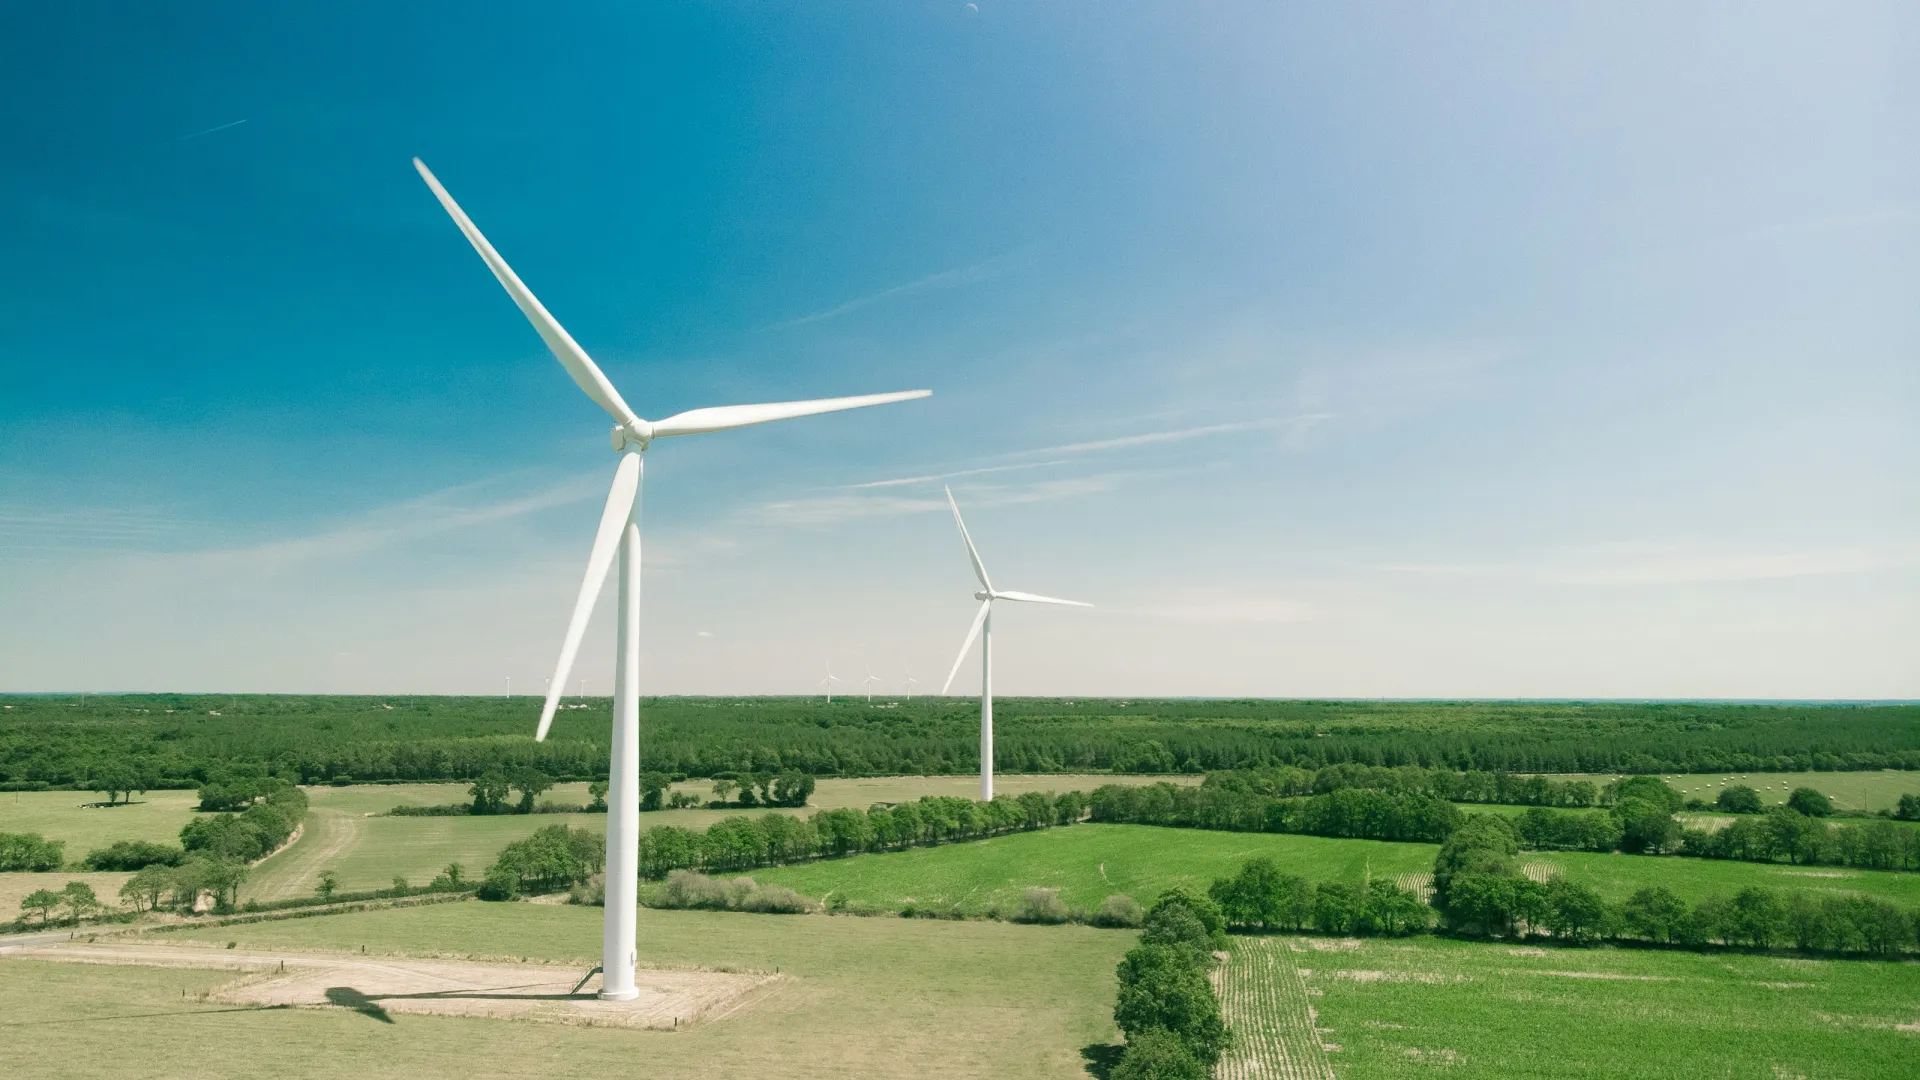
top-left (1533, 848), bottom-right (1920, 907)
top-left (1228, 933), bottom-right (1920, 1079)
top-left (0, 901), bottom-right (1131, 1080)
top-left (754, 823), bottom-right (1438, 915)
top-left (246, 775), bottom-right (1190, 900)
top-left (0, 787), bottom-right (202, 859)
top-left (1554, 770), bottom-right (1920, 814)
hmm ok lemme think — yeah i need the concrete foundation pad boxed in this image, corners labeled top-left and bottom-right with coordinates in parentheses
top-left (8, 941), bottom-right (782, 1029)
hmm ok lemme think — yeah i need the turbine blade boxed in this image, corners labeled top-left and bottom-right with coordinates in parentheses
top-left (536, 454), bottom-right (641, 741)
top-left (649, 390), bottom-right (930, 438)
top-left (944, 487), bottom-right (993, 592)
top-left (941, 599), bottom-right (992, 694)
top-left (413, 159), bottom-right (644, 431)
top-left (992, 590), bottom-right (1093, 607)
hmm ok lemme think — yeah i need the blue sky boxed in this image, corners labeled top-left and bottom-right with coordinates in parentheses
top-left (2, 2), bottom-right (1913, 697)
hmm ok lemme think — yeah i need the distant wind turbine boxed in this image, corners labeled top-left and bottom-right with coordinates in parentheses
top-left (413, 158), bottom-right (928, 1002)
top-left (820, 662), bottom-right (843, 703)
top-left (903, 666), bottom-right (920, 700)
top-left (939, 486), bottom-right (1090, 801)
top-left (861, 663), bottom-right (883, 702)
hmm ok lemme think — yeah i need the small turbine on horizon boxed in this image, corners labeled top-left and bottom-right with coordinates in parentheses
top-left (939, 486), bottom-right (1090, 801)
top-left (413, 158), bottom-right (927, 1002)
top-left (820, 662), bottom-right (843, 703)
top-left (861, 663), bottom-right (883, 702)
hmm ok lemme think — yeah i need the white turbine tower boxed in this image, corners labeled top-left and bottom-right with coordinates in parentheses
top-left (938, 486), bottom-right (1090, 801)
top-left (819, 662), bottom-right (842, 703)
top-left (903, 666), bottom-right (920, 700)
top-left (414, 159), bottom-right (928, 1001)
top-left (861, 663), bottom-right (882, 702)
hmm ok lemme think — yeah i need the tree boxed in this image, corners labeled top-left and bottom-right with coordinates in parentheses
top-left (1786, 787), bottom-right (1833, 818)
top-left (771, 771), bottom-right (815, 808)
top-left (587, 780), bottom-right (609, 812)
top-left (1432, 814), bottom-right (1518, 907)
top-left (510, 768), bottom-right (554, 814)
top-left (1765, 807), bottom-right (1827, 865)
top-left (710, 779), bottom-right (739, 806)
top-left (122, 864), bottom-right (175, 912)
top-left (1716, 785), bottom-right (1764, 814)
top-left (1542, 879), bottom-right (1608, 944)
top-left (1113, 945), bottom-right (1230, 1066)
top-left (1895, 794), bottom-right (1920, 821)
top-left (1112, 1028), bottom-right (1208, 1080)
top-left (1621, 886), bottom-right (1688, 943)
top-left (1727, 887), bottom-right (1788, 948)
top-left (316, 870), bottom-right (340, 901)
top-left (21, 888), bottom-right (62, 924)
top-left (469, 769), bottom-right (511, 815)
top-left (91, 762), bottom-right (141, 806)
top-left (85, 840), bottom-right (186, 871)
top-left (61, 881), bottom-right (100, 921)
top-left (639, 772), bottom-right (671, 812)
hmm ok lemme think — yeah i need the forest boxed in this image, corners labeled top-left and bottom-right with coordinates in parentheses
top-left (2, 694), bottom-right (1918, 790)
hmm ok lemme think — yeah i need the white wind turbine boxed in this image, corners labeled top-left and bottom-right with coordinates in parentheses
top-left (903, 666), bottom-right (921, 700)
top-left (414, 159), bottom-right (928, 1001)
top-left (819, 662), bottom-right (842, 703)
top-left (938, 486), bottom-right (1090, 801)
top-left (861, 663), bottom-right (883, 702)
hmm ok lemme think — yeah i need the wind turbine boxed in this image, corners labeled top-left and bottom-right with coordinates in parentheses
top-left (819, 662), bottom-right (842, 703)
top-left (861, 663), bottom-right (882, 702)
top-left (938, 486), bottom-right (1090, 801)
top-left (413, 159), bottom-right (928, 1002)
top-left (903, 666), bottom-right (920, 700)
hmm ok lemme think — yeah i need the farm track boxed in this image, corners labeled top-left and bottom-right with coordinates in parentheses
top-left (1213, 937), bottom-right (1334, 1080)
top-left (248, 808), bottom-right (364, 901)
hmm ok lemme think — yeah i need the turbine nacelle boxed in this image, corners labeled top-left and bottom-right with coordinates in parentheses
top-left (611, 423), bottom-right (652, 452)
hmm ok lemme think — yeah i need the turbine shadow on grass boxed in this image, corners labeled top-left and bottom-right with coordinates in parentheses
top-left (1080, 1042), bottom-right (1125, 1079)
top-left (324, 987), bottom-right (394, 1023)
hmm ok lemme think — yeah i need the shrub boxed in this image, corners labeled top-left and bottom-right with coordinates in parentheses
top-left (1013, 887), bottom-right (1072, 924)
top-left (1787, 787), bottom-right (1834, 817)
top-left (84, 840), bottom-right (185, 871)
top-left (1094, 893), bottom-right (1145, 929)
top-left (1716, 785), bottom-right (1764, 814)
top-left (654, 869), bottom-right (815, 913)
top-left (0, 832), bottom-right (67, 872)
top-left (1112, 1028), bottom-right (1208, 1080)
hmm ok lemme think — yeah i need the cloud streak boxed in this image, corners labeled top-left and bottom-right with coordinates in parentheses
top-left (172, 118), bottom-right (249, 143)
top-left (1376, 543), bottom-right (1918, 587)
top-left (774, 260), bottom-right (1005, 327)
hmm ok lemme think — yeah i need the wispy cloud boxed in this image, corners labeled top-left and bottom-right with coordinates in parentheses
top-left (1377, 542), bottom-right (1918, 587)
top-left (773, 260), bottom-right (1006, 327)
top-left (1010, 414), bottom-right (1334, 458)
top-left (758, 474), bottom-right (1127, 527)
top-left (843, 460), bottom-right (1070, 490)
top-left (172, 118), bottom-right (249, 143)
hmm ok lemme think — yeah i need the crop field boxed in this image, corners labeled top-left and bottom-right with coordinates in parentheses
top-left (753, 823), bottom-right (1437, 915)
top-left (1553, 770), bottom-right (1920, 813)
top-left (1533, 848), bottom-right (1920, 907)
top-left (0, 902), bottom-right (1131, 1080)
top-left (1219, 933), bottom-right (1920, 1078)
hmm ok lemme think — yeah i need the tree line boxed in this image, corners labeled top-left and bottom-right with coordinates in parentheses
top-left (1108, 890), bottom-right (1233, 1080)
top-left (6, 695), bottom-right (1917, 791)
top-left (1087, 777), bottom-right (1920, 873)
top-left (477, 790), bottom-right (1092, 896)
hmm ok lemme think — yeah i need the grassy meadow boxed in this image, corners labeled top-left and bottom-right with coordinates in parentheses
top-left (1, 901), bottom-right (1131, 1080)
top-left (753, 823), bottom-right (1438, 915)
top-left (1554, 769), bottom-right (1920, 814)
top-left (1241, 933), bottom-right (1920, 1078)
top-left (0, 787), bottom-right (203, 855)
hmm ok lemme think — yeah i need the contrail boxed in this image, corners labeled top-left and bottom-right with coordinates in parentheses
top-left (173, 118), bottom-right (248, 143)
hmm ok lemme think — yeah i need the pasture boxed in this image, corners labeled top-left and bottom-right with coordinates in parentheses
top-left (1221, 933), bottom-right (1920, 1078)
top-left (754, 823), bottom-right (1437, 915)
top-left (247, 776), bottom-right (1186, 899)
top-left (0, 901), bottom-right (1130, 1080)
top-left (0, 787), bottom-right (202, 855)
top-left (1554, 770), bottom-right (1920, 814)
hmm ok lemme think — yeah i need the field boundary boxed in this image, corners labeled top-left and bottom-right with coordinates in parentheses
top-left (1212, 936), bottom-right (1335, 1080)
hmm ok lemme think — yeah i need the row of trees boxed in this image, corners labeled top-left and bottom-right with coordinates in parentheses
top-left (117, 855), bottom-right (252, 913)
top-left (8, 695), bottom-right (1918, 791)
top-left (1207, 764), bottom-right (1607, 808)
top-left (1431, 816), bottom-right (1920, 954)
top-left (479, 826), bottom-right (605, 899)
top-left (480, 791), bottom-right (1091, 893)
top-left (1088, 782), bottom-right (1462, 843)
top-left (179, 781), bottom-right (307, 862)
top-left (1209, 858), bottom-right (1430, 936)
top-left (1109, 891), bottom-right (1232, 1080)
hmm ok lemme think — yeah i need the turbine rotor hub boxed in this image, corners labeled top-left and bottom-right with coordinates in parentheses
top-left (610, 422), bottom-right (652, 452)
top-left (974, 591), bottom-right (993, 601)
